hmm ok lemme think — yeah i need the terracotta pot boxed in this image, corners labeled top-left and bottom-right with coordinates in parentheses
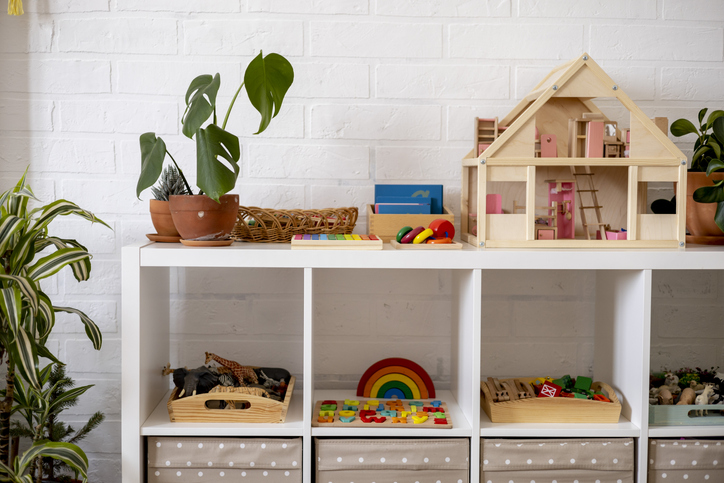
top-left (686, 171), bottom-right (724, 239)
top-left (169, 194), bottom-right (239, 241)
top-left (149, 200), bottom-right (180, 237)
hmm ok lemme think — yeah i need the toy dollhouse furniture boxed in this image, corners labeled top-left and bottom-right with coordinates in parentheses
top-left (460, 53), bottom-right (687, 248)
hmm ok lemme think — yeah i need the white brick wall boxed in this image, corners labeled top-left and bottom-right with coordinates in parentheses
top-left (2, 2), bottom-right (724, 481)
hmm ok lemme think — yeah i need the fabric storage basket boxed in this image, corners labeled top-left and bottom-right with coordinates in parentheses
top-left (648, 439), bottom-right (724, 482)
top-left (481, 438), bottom-right (634, 483)
top-left (147, 437), bottom-right (302, 482)
top-left (316, 438), bottom-right (469, 483)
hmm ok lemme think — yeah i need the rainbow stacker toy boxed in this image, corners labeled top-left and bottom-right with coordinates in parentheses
top-left (290, 234), bottom-right (383, 250)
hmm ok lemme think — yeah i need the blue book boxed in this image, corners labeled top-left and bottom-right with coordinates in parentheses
top-left (375, 204), bottom-right (431, 214)
top-left (375, 185), bottom-right (443, 215)
top-left (376, 195), bottom-right (432, 206)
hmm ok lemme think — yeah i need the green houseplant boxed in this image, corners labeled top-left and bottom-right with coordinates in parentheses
top-left (136, 51), bottom-right (294, 241)
top-left (148, 166), bottom-right (190, 238)
top-left (670, 109), bottom-right (724, 241)
top-left (0, 171), bottom-right (107, 481)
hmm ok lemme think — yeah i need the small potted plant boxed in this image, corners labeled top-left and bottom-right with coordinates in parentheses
top-left (136, 51), bottom-right (294, 242)
top-left (148, 165), bottom-right (191, 239)
top-left (670, 109), bottom-right (724, 243)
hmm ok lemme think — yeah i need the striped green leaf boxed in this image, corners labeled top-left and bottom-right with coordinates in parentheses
top-left (37, 292), bottom-right (55, 339)
top-left (49, 384), bottom-right (93, 413)
top-left (31, 199), bottom-right (110, 232)
top-left (0, 274), bottom-right (39, 314)
top-left (38, 237), bottom-right (91, 282)
top-left (0, 215), bottom-right (26, 255)
top-left (26, 247), bottom-right (90, 282)
top-left (0, 189), bottom-right (11, 209)
top-left (31, 441), bottom-right (88, 480)
top-left (36, 344), bottom-right (62, 366)
top-left (0, 287), bottom-right (22, 337)
top-left (0, 459), bottom-right (22, 483)
top-left (39, 364), bottom-right (54, 386)
top-left (9, 327), bottom-right (40, 389)
top-left (11, 376), bottom-right (30, 410)
top-left (8, 230), bottom-right (38, 275)
top-left (54, 306), bottom-right (102, 350)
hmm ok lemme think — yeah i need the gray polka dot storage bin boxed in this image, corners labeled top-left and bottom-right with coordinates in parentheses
top-left (481, 438), bottom-right (634, 483)
top-left (147, 437), bottom-right (302, 482)
top-left (648, 439), bottom-right (724, 482)
top-left (315, 438), bottom-right (469, 482)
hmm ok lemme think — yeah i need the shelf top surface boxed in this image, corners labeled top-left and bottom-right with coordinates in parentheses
top-left (480, 409), bottom-right (640, 437)
top-left (128, 241), bottom-right (724, 270)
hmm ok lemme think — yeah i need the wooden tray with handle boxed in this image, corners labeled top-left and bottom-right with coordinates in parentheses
top-left (167, 376), bottom-right (295, 423)
top-left (481, 377), bottom-right (622, 424)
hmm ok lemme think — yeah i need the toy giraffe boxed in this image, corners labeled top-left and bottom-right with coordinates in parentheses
top-left (205, 352), bottom-right (259, 385)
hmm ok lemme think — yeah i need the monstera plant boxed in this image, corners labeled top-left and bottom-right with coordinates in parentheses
top-left (0, 170), bottom-right (108, 481)
top-left (136, 51), bottom-right (294, 242)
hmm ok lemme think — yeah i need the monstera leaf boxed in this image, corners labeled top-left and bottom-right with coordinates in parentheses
top-left (182, 74), bottom-right (221, 139)
top-left (136, 133), bottom-right (167, 198)
top-left (244, 51), bottom-right (294, 135)
top-left (196, 125), bottom-right (240, 202)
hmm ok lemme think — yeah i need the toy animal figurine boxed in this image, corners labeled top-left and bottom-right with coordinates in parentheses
top-left (677, 387), bottom-right (696, 405)
top-left (205, 352), bottom-right (259, 385)
top-left (695, 383), bottom-right (715, 415)
top-left (173, 366), bottom-right (219, 398)
top-left (657, 388), bottom-right (673, 406)
top-left (689, 380), bottom-right (705, 392)
top-left (664, 372), bottom-right (679, 387)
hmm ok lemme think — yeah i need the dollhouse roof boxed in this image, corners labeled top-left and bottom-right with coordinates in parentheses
top-left (482, 53), bottom-right (686, 161)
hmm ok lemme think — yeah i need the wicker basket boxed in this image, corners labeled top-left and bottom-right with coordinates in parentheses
top-left (231, 206), bottom-right (358, 243)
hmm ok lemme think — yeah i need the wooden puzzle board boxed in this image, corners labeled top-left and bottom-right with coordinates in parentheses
top-left (311, 399), bottom-right (453, 429)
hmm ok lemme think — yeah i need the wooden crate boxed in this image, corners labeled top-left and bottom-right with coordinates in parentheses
top-left (167, 376), bottom-right (295, 423)
top-left (480, 379), bottom-right (622, 424)
top-left (366, 204), bottom-right (454, 242)
top-left (649, 404), bottom-right (724, 426)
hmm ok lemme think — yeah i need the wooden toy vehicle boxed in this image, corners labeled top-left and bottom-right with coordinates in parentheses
top-left (461, 53), bottom-right (686, 248)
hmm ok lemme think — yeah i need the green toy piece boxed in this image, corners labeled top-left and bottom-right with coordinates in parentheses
top-left (574, 376), bottom-right (592, 391)
top-left (396, 226), bottom-right (413, 243)
top-left (553, 375), bottom-right (574, 390)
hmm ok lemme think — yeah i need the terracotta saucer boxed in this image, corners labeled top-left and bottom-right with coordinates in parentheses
top-left (179, 239), bottom-right (234, 247)
top-left (147, 233), bottom-right (182, 243)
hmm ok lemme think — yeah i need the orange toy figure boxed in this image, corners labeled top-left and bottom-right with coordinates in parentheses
top-left (205, 352), bottom-right (259, 385)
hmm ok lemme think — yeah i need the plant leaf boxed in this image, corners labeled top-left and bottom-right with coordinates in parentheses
top-left (0, 287), bottom-right (22, 338)
top-left (36, 344), bottom-right (62, 366)
top-left (693, 182), bottom-right (724, 203)
top-left (699, 108), bottom-right (708, 125)
top-left (0, 215), bottom-right (26, 255)
top-left (41, 237), bottom-right (92, 282)
top-left (716, 201), bottom-right (724, 233)
top-left (137, 133), bottom-right (168, 199)
top-left (9, 327), bottom-right (40, 389)
top-left (0, 274), bottom-right (38, 314)
top-left (37, 292), bottom-right (55, 339)
top-left (18, 441), bottom-right (88, 481)
top-left (706, 158), bottom-right (724, 176)
top-left (31, 199), bottom-right (109, 232)
top-left (8, 229), bottom-right (38, 275)
top-left (244, 52), bottom-right (294, 135)
top-left (711, 140), bottom-right (722, 160)
top-left (712, 116), bottom-right (724, 146)
top-left (182, 73), bottom-right (220, 139)
top-left (196, 125), bottom-right (240, 202)
top-left (706, 110), bottom-right (724, 130)
top-left (693, 145), bottom-right (711, 163)
top-left (49, 385), bottom-right (93, 414)
top-left (54, 306), bottom-right (102, 350)
top-left (671, 118), bottom-right (699, 137)
top-left (26, 247), bottom-right (91, 282)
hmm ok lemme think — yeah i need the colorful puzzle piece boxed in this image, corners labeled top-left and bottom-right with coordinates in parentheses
top-left (340, 416), bottom-right (355, 423)
top-left (412, 415), bottom-right (428, 424)
top-left (312, 399), bottom-right (452, 429)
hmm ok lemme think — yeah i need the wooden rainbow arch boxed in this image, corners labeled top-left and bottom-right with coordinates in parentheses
top-left (356, 358), bottom-right (436, 399)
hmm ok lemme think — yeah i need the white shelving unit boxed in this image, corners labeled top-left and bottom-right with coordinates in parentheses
top-left (122, 242), bottom-right (724, 483)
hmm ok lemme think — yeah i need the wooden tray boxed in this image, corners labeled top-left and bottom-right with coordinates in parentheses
top-left (167, 376), bottom-right (295, 423)
top-left (480, 378), bottom-right (622, 424)
top-left (311, 398), bottom-right (452, 429)
top-left (649, 404), bottom-right (724, 426)
top-left (389, 240), bottom-right (463, 250)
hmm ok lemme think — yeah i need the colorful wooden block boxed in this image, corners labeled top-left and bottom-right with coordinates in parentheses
top-left (412, 415), bottom-right (428, 424)
top-left (340, 416), bottom-right (355, 423)
top-left (344, 399), bottom-right (359, 406)
top-left (434, 418), bottom-right (448, 424)
top-left (318, 416), bottom-right (333, 423)
top-left (338, 410), bottom-right (355, 418)
top-left (343, 404), bottom-right (357, 411)
top-left (537, 381), bottom-right (562, 398)
top-left (574, 376), bottom-right (592, 391)
top-left (431, 400), bottom-right (442, 407)
top-left (391, 417), bottom-right (407, 424)
top-left (380, 410), bottom-right (397, 417)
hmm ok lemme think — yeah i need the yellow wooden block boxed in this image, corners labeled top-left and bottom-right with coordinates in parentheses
top-left (363, 405), bottom-right (369, 411)
top-left (338, 410), bottom-right (355, 418)
top-left (401, 411), bottom-right (411, 418)
top-left (344, 399), bottom-right (359, 406)
top-left (319, 410), bottom-right (334, 417)
top-left (412, 415), bottom-right (428, 424)
top-left (352, 234), bottom-right (362, 240)
top-left (367, 400), bottom-right (378, 406)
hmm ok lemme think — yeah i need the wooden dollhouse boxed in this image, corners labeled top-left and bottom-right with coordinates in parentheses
top-left (461, 53), bottom-right (687, 248)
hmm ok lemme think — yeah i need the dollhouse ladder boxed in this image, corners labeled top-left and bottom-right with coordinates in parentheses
top-left (475, 118), bottom-right (498, 156)
top-left (570, 166), bottom-right (606, 240)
